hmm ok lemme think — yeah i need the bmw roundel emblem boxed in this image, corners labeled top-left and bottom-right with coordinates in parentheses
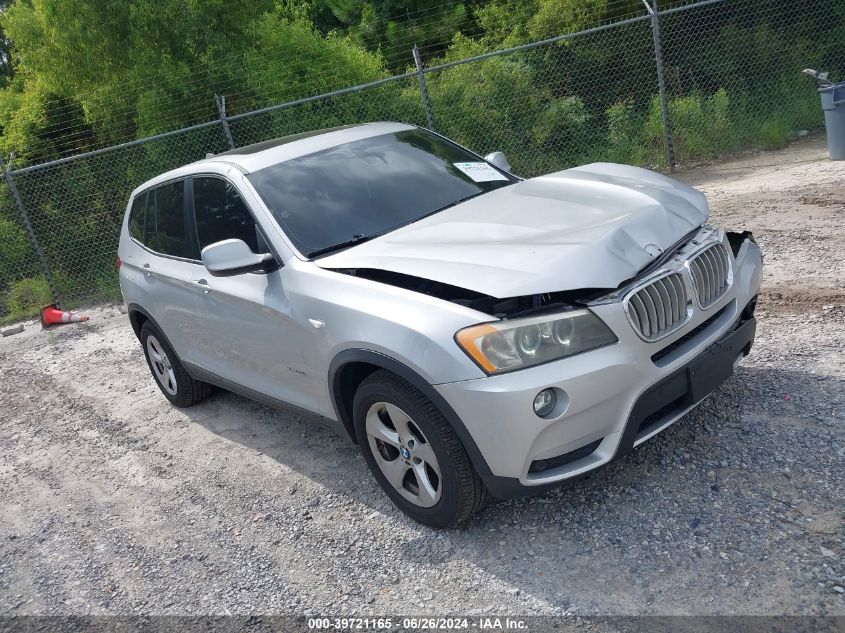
top-left (400, 446), bottom-right (411, 460)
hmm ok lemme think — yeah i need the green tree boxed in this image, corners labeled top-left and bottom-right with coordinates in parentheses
top-left (0, 0), bottom-right (273, 159)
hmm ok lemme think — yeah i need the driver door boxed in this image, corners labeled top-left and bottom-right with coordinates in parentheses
top-left (187, 175), bottom-right (318, 412)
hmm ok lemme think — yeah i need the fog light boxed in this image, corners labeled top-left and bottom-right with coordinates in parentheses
top-left (533, 388), bottom-right (556, 417)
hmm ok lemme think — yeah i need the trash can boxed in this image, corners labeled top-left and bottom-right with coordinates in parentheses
top-left (819, 81), bottom-right (845, 160)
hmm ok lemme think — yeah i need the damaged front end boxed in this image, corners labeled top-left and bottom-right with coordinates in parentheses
top-left (330, 227), bottom-right (759, 320)
top-left (330, 267), bottom-right (610, 318)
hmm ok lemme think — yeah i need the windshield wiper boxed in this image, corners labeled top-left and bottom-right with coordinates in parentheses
top-left (422, 190), bottom-right (491, 219)
top-left (307, 233), bottom-right (381, 258)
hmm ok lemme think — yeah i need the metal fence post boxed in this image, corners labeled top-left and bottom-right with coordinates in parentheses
top-left (646, 0), bottom-right (676, 172)
top-left (215, 94), bottom-right (236, 150)
top-left (412, 45), bottom-right (435, 131)
top-left (1, 153), bottom-right (61, 307)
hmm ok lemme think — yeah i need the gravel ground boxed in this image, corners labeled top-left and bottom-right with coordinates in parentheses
top-left (0, 137), bottom-right (842, 621)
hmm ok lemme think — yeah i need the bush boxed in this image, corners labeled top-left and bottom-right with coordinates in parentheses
top-left (755, 114), bottom-right (793, 149)
top-left (643, 89), bottom-right (732, 165)
top-left (531, 96), bottom-right (589, 149)
top-left (605, 99), bottom-right (651, 166)
top-left (418, 35), bottom-right (593, 176)
top-left (0, 216), bottom-right (37, 285)
top-left (2, 276), bottom-right (51, 323)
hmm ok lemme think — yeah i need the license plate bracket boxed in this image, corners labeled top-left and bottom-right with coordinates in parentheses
top-left (687, 318), bottom-right (755, 402)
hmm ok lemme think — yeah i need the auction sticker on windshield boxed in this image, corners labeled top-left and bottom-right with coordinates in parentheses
top-left (453, 162), bottom-right (509, 182)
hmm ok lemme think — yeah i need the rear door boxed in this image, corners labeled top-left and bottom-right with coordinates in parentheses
top-left (133, 180), bottom-right (203, 364)
top-left (187, 175), bottom-right (318, 412)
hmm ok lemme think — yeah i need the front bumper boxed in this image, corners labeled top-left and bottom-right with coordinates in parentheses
top-left (434, 232), bottom-right (763, 498)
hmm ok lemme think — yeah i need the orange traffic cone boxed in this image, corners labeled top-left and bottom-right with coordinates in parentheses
top-left (40, 304), bottom-right (90, 328)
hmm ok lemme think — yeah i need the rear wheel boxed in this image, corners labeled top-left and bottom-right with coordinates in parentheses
top-left (353, 370), bottom-right (488, 528)
top-left (139, 321), bottom-right (213, 407)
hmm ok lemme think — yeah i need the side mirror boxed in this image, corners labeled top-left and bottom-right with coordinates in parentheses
top-left (484, 151), bottom-right (512, 173)
top-left (201, 239), bottom-right (275, 277)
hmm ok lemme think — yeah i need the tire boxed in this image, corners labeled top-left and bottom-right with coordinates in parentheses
top-left (353, 370), bottom-right (489, 528)
top-left (139, 321), bottom-right (214, 407)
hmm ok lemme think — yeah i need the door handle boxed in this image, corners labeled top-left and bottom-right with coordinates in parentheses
top-left (142, 263), bottom-right (152, 277)
top-left (192, 279), bottom-right (211, 294)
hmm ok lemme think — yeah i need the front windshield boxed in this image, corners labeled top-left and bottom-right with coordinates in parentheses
top-left (246, 128), bottom-right (515, 257)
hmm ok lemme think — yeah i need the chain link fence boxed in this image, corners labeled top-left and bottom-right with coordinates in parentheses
top-left (0, 0), bottom-right (842, 322)
top-left (423, 15), bottom-right (660, 178)
top-left (658, 0), bottom-right (837, 163)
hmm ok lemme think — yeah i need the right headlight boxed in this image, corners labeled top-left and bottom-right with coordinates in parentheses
top-left (455, 309), bottom-right (617, 375)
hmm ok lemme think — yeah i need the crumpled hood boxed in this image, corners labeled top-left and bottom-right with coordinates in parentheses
top-left (316, 162), bottom-right (709, 298)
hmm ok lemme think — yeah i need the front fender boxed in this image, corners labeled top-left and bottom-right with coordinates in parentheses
top-left (327, 348), bottom-right (495, 479)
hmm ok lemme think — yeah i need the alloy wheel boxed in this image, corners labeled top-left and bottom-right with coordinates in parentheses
top-left (365, 401), bottom-right (442, 508)
top-left (146, 335), bottom-right (178, 396)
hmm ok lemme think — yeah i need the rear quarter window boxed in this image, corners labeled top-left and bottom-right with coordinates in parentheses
top-left (128, 192), bottom-right (147, 244)
top-left (145, 189), bottom-right (157, 251)
top-left (128, 181), bottom-right (194, 259)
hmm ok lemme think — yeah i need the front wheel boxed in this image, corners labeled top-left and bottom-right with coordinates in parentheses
top-left (139, 321), bottom-right (213, 407)
top-left (353, 370), bottom-right (489, 528)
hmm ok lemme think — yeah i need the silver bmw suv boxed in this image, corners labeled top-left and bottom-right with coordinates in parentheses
top-left (118, 122), bottom-right (762, 528)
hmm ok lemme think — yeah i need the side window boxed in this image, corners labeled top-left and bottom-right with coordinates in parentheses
top-left (151, 181), bottom-right (192, 258)
top-left (128, 192), bottom-right (147, 244)
top-left (193, 177), bottom-right (261, 253)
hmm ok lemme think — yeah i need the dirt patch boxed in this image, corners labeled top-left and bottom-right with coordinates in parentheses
top-left (760, 286), bottom-right (845, 312)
